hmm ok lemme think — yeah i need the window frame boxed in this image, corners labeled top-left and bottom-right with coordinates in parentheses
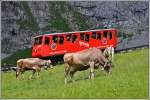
top-left (59, 36), bottom-right (64, 44)
top-left (66, 34), bottom-right (72, 41)
top-left (104, 31), bottom-right (108, 38)
top-left (34, 37), bottom-right (39, 45)
top-left (45, 37), bottom-right (50, 45)
top-left (85, 34), bottom-right (90, 42)
top-left (97, 32), bottom-right (101, 40)
top-left (80, 33), bottom-right (85, 40)
top-left (39, 36), bottom-right (43, 45)
top-left (92, 31), bottom-right (96, 39)
top-left (72, 35), bottom-right (77, 43)
top-left (109, 31), bottom-right (112, 40)
top-left (52, 35), bottom-right (58, 43)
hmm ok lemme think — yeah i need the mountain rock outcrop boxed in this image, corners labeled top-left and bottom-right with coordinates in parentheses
top-left (1, 1), bottom-right (149, 54)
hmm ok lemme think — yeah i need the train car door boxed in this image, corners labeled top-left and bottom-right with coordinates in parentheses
top-left (79, 32), bottom-right (90, 50)
top-left (90, 31), bottom-right (99, 47)
top-left (96, 31), bottom-right (102, 49)
top-left (42, 35), bottom-right (51, 57)
top-left (32, 36), bottom-right (43, 57)
top-left (65, 34), bottom-right (73, 52)
top-left (107, 30), bottom-right (113, 46)
top-left (71, 34), bottom-right (79, 52)
top-left (101, 30), bottom-right (109, 48)
top-left (65, 33), bottom-right (79, 53)
top-left (84, 33), bottom-right (90, 49)
top-left (50, 35), bottom-right (65, 56)
top-left (58, 35), bottom-right (65, 54)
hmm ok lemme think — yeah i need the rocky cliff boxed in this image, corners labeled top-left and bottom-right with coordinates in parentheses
top-left (1, 1), bottom-right (149, 54)
top-left (71, 1), bottom-right (149, 35)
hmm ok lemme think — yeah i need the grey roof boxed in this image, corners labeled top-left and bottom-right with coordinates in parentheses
top-left (34, 28), bottom-right (116, 38)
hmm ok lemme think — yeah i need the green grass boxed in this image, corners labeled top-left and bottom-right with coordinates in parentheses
top-left (2, 48), bottom-right (32, 66)
top-left (1, 49), bottom-right (149, 99)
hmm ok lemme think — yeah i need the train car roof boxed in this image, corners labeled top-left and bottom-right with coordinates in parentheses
top-left (34, 28), bottom-right (117, 38)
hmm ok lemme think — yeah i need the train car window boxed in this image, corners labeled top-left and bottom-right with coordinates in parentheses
top-left (97, 33), bottom-right (101, 40)
top-left (104, 31), bottom-right (107, 38)
top-left (66, 34), bottom-right (72, 41)
top-left (85, 34), bottom-right (90, 42)
top-left (92, 32), bottom-right (96, 39)
top-left (45, 37), bottom-right (50, 45)
top-left (59, 36), bottom-right (64, 44)
top-left (80, 33), bottom-right (84, 40)
top-left (109, 32), bottom-right (112, 40)
top-left (39, 36), bottom-right (42, 44)
top-left (52, 35), bottom-right (58, 43)
top-left (34, 37), bottom-right (39, 45)
top-left (72, 35), bottom-right (77, 43)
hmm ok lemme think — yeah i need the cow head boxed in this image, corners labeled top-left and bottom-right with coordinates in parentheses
top-left (44, 60), bottom-right (52, 70)
top-left (64, 54), bottom-right (73, 64)
top-left (104, 61), bottom-right (112, 74)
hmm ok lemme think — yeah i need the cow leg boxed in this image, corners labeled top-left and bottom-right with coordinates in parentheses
top-left (69, 70), bottom-right (75, 83)
top-left (108, 67), bottom-right (112, 74)
top-left (36, 68), bottom-right (41, 78)
top-left (16, 68), bottom-right (20, 80)
top-left (20, 70), bottom-right (25, 79)
top-left (89, 61), bottom-right (95, 79)
top-left (105, 66), bottom-right (112, 75)
top-left (89, 69), bottom-right (92, 79)
top-left (111, 47), bottom-right (114, 62)
top-left (32, 70), bottom-right (36, 78)
top-left (29, 70), bottom-right (36, 79)
top-left (64, 63), bottom-right (70, 84)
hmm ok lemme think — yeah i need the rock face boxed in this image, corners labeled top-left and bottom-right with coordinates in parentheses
top-left (1, 1), bottom-right (149, 54)
top-left (70, 1), bottom-right (149, 34)
top-left (28, 1), bottom-right (51, 29)
top-left (1, 2), bottom-right (33, 53)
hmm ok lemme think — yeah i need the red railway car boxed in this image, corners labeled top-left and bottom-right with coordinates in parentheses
top-left (32, 28), bottom-right (118, 61)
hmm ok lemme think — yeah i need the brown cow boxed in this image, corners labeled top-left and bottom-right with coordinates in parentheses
top-left (16, 58), bottom-right (52, 79)
top-left (64, 47), bottom-right (112, 84)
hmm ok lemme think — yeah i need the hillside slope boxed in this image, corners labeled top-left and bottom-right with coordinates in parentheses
top-left (2, 49), bottom-right (149, 99)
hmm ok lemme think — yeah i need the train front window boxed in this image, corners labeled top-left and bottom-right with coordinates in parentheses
top-left (80, 33), bottom-right (84, 40)
top-left (34, 36), bottom-right (42, 45)
top-left (97, 33), bottom-right (101, 40)
top-left (92, 32), bottom-right (96, 39)
top-left (72, 35), bottom-right (77, 43)
top-left (45, 37), bottom-right (50, 45)
top-left (85, 34), bottom-right (90, 42)
top-left (34, 37), bottom-right (39, 45)
top-left (59, 36), bottom-right (64, 44)
top-left (52, 35), bottom-right (58, 43)
top-left (109, 32), bottom-right (112, 40)
top-left (39, 37), bottom-right (42, 44)
top-left (104, 31), bottom-right (107, 38)
top-left (66, 34), bottom-right (72, 41)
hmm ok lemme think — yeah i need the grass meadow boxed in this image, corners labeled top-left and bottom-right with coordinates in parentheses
top-left (1, 48), bottom-right (149, 99)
